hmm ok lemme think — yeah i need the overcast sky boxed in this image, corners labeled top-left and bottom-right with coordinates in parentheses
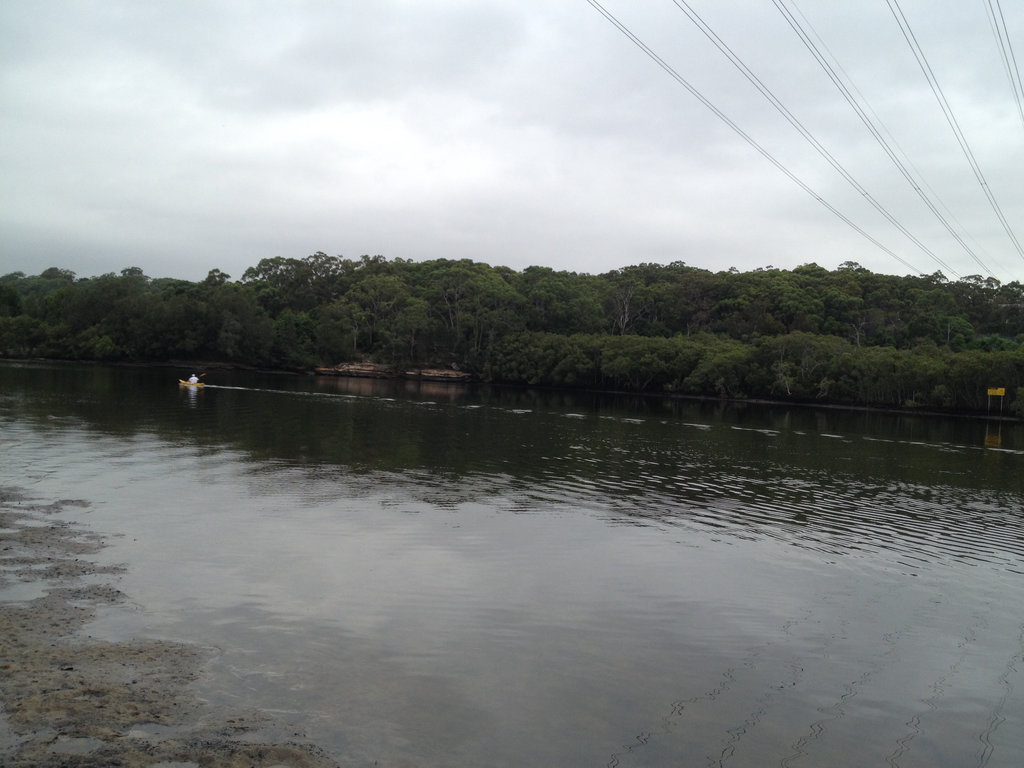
top-left (3, 0), bottom-right (1022, 284)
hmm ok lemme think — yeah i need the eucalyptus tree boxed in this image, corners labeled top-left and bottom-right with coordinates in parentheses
top-left (515, 266), bottom-right (605, 335)
top-left (242, 252), bottom-right (351, 313)
top-left (0, 283), bottom-right (22, 316)
top-left (418, 258), bottom-right (524, 363)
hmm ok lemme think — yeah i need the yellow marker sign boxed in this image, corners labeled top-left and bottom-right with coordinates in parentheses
top-left (988, 387), bottom-right (1006, 396)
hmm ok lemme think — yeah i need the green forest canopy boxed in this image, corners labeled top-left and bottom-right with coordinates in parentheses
top-left (2, 255), bottom-right (1023, 415)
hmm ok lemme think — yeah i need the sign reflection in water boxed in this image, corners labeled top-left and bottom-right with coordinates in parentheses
top-left (1, 361), bottom-right (1021, 767)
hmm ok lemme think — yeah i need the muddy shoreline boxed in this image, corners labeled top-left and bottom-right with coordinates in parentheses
top-left (0, 488), bottom-right (340, 768)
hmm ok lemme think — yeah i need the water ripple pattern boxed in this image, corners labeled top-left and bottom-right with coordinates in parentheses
top-left (2, 363), bottom-right (1022, 768)
top-left (522, 415), bottom-right (1024, 575)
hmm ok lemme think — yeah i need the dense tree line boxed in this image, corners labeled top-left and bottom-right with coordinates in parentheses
top-left (2, 255), bottom-right (1023, 415)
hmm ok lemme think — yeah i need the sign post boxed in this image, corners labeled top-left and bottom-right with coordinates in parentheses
top-left (987, 387), bottom-right (1005, 417)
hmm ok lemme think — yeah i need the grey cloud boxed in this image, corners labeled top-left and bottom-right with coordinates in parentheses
top-left (1, 0), bottom-right (1021, 283)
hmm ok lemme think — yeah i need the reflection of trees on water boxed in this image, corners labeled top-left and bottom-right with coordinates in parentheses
top-left (4, 362), bottom-right (1021, 571)
top-left (4, 360), bottom-right (1023, 768)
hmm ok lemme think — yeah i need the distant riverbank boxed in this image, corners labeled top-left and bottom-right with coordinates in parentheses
top-left (8, 356), bottom-right (1021, 422)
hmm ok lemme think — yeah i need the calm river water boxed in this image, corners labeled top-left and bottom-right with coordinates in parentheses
top-left (1, 361), bottom-right (1022, 767)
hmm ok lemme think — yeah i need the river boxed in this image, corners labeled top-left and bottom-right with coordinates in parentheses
top-left (1, 360), bottom-right (1021, 767)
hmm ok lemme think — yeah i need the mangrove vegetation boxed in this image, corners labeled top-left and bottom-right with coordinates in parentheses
top-left (2, 254), bottom-right (1023, 415)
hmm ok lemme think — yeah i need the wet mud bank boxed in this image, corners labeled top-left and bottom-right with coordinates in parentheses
top-left (0, 488), bottom-right (339, 768)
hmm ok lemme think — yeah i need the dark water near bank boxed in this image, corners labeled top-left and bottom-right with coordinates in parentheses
top-left (1, 361), bottom-right (1022, 767)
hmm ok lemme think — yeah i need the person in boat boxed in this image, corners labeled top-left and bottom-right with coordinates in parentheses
top-left (188, 373), bottom-right (199, 383)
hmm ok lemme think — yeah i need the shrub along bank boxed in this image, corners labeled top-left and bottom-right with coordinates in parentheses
top-left (2, 256), bottom-right (1022, 416)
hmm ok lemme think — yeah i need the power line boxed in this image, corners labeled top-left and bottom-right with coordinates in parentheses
top-left (786, 1), bottom-right (992, 268)
top-left (885, 0), bottom-right (1024, 264)
top-left (583, 0), bottom-right (923, 275)
top-left (984, 0), bottom-right (1024, 129)
top-left (772, 0), bottom-right (999, 279)
top-left (669, 0), bottom-right (963, 279)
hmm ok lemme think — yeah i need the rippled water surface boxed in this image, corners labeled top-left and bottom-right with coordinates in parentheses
top-left (1, 362), bottom-right (1022, 766)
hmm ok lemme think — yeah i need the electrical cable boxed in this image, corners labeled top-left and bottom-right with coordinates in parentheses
top-left (785, 1), bottom-right (996, 274)
top-left (773, 0), bottom-right (1000, 278)
top-left (984, 0), bottom-right (1024, 129)
top-left (886, 0), bottom-right (1024, 264)
top-left (584, 0), bottom-right (923, 275)
top-left (670, 0), bottom-right (963, 279)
